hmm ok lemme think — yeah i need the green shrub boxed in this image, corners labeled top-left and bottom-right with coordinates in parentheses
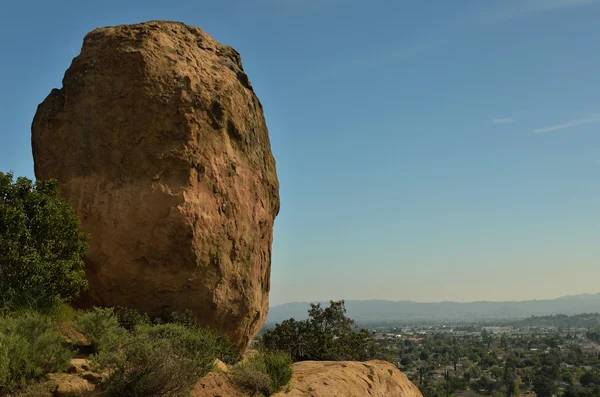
top-left (75, 307), bottom-right (124, 353)
top-left (90, 318), bottom-right (242, 396)
top-left (0, 172), bottom-right (88, 310)
top-left (263, 351), bottom-right (293, 392)
top-left (0, 312), bottom-right (72, 393)
top-left (113, 307), bottom-right (150, 331)
top-left (138, 322), bottom-right (241, 373)
top-left (8, 381), bottom-right (52, 397)
top-left (114, 307), bottom-right (241, 367)
top-left (153, 309), bottom-right (200, 328)
top-left (95, 333), bottom-right (198, 397)
top-left (231, 351), bottom-right (293, 396)
top-left (231, 363), bottom-right (272, 396)
top-left (45, 302), bottom-right (77, 323)
top-left (260, 300), bottom-right (381, 362)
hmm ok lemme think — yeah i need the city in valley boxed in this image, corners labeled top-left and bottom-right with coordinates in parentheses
top-left (369, 314), bottom-right (600, 397)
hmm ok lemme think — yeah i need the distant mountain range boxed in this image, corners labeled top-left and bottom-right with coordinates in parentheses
top-left (265, 294), bottom-right (600, 324)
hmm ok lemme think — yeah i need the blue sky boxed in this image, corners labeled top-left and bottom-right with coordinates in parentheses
top-left (1, 0), bottom-right (599, 306)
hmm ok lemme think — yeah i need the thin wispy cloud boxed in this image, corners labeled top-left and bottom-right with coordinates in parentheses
top-left (493, 117), bottom-right (516, 124)
top-left (533, 114), bottom-right (600, 133)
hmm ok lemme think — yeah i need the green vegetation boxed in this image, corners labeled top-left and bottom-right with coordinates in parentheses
top-left (0, 311), bottom-right (72, 393)
top-left (0, 302), bottom-right (247, 396)
top-left (75, 307), bottom-right (125, 353)
top-left (231, 351), bottom-right (293, 396)
top-left (260, 300), bottom-right (382, 362)
top-left (93, 332), bottom-right (198, 397)
top-left (74, 307), bottom-right (242, 396)
top-left (511, 313), bottom-right (600, 329)
top-left (1, 305), bottom-right (246, 396)
top-left (262, 351), bottom-right (293, 392)
top-left (0, 172), bottom-right (88, 311)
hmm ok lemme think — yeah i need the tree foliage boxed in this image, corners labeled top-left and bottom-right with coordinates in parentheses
top-left (579, 371), bottom-right (600, 387)
top-left (532, 373), bottom-right (557, 397)
top-left (260, 300), bottom-right (381, 362)
top-left (0, 172), bottom-right (88, 309)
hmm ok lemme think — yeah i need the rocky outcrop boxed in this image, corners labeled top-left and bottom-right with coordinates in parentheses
top-left (192, 360), bottom-right (423, 397)
top-left (31, 21), bottom-right (279, 349)
top-left (273, 360), bottom-right (423, 397)
top-left (192, 372), bottom-right (247, 397)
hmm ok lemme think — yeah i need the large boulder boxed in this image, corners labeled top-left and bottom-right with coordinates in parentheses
top-left (31, 21), bottom-right (279, 349)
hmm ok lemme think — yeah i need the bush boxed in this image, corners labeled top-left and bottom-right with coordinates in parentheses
top-left (95, 333), bottom-right (198, 397)
top-left (0, 312), bottom-right (72, 393)
top-left (114, 308), bottom-right (241, 367)
top-left (231, 351), bottom-right (293, 396)
top-left (262, 351), bottom-right (293, 392)
top-left (260, 300), bottom-right (381, 362)
top-left (0, 172), bottom-right (88, 310)
top-left (75, 307), bottom-right (124, 353)
top-left (113, 307), bottom-right (150, 331)
top-left (8, 381), bottom-right (52, 397)
top-left (90, 318), bottom-right (242, 396)
top-left (231, 363), bottom-right (272, 396)
top-left (153, 309), bottom-right (200, 328)
top-left (138, 322), bottom-right (241, 372)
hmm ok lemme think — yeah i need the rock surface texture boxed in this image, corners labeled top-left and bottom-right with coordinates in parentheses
top-left (272, 360), bottom-right (423, 397)
top-left (191, 360), bottom-right (423, 397)
top-left (31, 21), bottom-right (279, 348)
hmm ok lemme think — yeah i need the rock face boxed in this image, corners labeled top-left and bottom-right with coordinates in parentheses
top-left (31, 21), bottom-right (279, 348)
top-left (191, 360), bottom-right (423, 397)
top-left (272, 360), bottom-right (423, 397)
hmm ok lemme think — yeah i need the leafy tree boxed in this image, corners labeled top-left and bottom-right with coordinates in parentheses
top-left (482, 329), bottom-right (492, 347)
top-left (503, 357), bottom-right (519, 397)
top-left (579, 371), bottom-right (600, 387)
top-left (562, 370), bottom-right (574, 385)
top-left (562, 384), bottom-right (600, 397)
top-left (490, 365), bottom-right (503, 379)
top-left (473, 375), bottom-right (496, 394)
top-left (260, 300), bottom-right (381, 362)
top-left (586, 330), bottom-right (600, 343)
top-left (400, 355), bottom-right (412, 366)
top-left (532, 374), bottom-right (556, 397)
top-left (0, 172), bottom-right (88, 309)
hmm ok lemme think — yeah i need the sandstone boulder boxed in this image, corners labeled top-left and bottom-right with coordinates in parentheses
top-left (192, 360), bottom-right (423, 397)
top-left (31, 21), bottom-right (279, 349)
top-left (272, 360), bottom-right (423, 397)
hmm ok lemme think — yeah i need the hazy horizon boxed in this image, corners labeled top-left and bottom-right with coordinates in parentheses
top-left (1, 0), bottom-right (599, 307)
top-left (269, 291), bottom-right (600, 307)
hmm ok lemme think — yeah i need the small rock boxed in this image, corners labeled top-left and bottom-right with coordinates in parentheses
top-left (213, 358), bottom-right (228, 373)
top-left (68, 358), bottom-right (92, 373)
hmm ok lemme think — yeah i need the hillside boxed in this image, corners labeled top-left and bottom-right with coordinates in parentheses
top-left (266, 293), bottom-right (600, 324)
